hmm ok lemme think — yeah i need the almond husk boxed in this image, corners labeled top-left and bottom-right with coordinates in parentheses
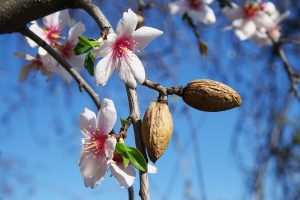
top-left (182, 79), bottom-right (242, 112)
top-left (142, 102), bottom-right (173, 163)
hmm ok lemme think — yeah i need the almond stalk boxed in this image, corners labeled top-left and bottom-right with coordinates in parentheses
top-left (182, 79), bottom-right (242, 112)
top-left (142, 102), bottom-right (173, 163)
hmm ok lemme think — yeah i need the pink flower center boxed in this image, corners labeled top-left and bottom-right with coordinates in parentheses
top-left (243, 3), bottom-right (264, 18)
top-left (111, 35), bottom-right (135, 60)
top-left (58, 41), bottom-right (74, 59)
top-left (83, 128), bottom-right (107, 156)
top-left (187, 0), bottom-right (202, 10)
top-left (45, 26), bottom-right (60, 46)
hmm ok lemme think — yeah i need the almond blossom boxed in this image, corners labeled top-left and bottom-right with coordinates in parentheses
top-left (169, 0), bottom-right (216, 24)
top-left (14, 52), bottom-right (51, 82)
top-left (251, 12), bottom-right (289, 45)
top-left (79, 99), bottom-right (117, 189)
top-left (109, 152), bottom-right (158, 188)
top-left (38, 22), bottom-right (86, 83)
top-left (26, 10), bottom-right (72, 47)
top-left (222, 0), bottom-right (279, 40)
top-left (94, 9), bottom-right (163, 88)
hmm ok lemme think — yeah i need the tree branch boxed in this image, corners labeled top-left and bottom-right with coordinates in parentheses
top-left (125, 85), bottom-right (150, 200)
top-left (19, 27), bottom-right (101, 109)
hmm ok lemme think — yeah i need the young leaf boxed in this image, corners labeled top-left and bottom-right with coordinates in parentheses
top-left (120, 118), bottom-right (128, 127)
top-left (84, 51), bottom-right (95, 76)
top-left (74, 42), bottom-right (92, 55)
top-left (126, 147), bottom-right (147, 172)
top-left (78, 35), bottom-right (99, 47)
top-left (115, 142), bottom-right (127, 154)
top-left (123, 153), bottom-right (130, 168)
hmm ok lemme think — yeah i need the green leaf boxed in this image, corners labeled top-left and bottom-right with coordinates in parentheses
top-left (74, 42), bottom-right (92, 55)
top-left (123, 153), bottom-right (130, 168)
top-left (126, 147), bottom-right (147, 172)
top-left (115, 142), bottom-right (127, 154)
top-left (78, 35), bottom-right (99, 47)
top-left (120, 118), bottom-right (128, 127)
top-left (84, 51), bottom-right (95, 76)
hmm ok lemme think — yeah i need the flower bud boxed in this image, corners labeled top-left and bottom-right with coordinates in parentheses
top-left (182, 79), bottom-right (242, 112)
top-left (142, 102), bottom-right (173, 163)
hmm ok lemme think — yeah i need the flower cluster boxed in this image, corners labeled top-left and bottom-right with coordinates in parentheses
top-left (17, 10), bottom-right (85, 83)
top-left (169, 0), bottom-right (216, 25)
top-left (222, 0), bottom-right (287, 45)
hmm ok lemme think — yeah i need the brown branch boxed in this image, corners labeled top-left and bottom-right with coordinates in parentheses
top-left (128, 186), bottom-right (135, 200)
top-left (143, 78), bottom-right (183, 102)
top-left (125, 85), bottom-right (150, 200)
top-left (19, 27), bottom-right (101, 109)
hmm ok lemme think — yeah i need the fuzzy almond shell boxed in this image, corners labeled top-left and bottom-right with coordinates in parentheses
top-left (182, 79), bottom-right (242, 112)
top-left (142, 102), bottom-right (173, 163)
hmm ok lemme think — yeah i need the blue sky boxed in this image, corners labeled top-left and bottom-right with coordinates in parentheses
top-left (0, 1), bottom-right (248, 200)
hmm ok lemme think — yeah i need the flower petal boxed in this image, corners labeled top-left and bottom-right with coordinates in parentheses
top-left (132, 27), bottom-right (163, 50)
top-left (147, 163), bottom-right (157, 174)
top-left (14, 52), bottom-right (35, 61)
top-left (110, 163), bottom-right (136, 188)
top-left (68, 21), bottom-right (85, 44)
top-left (168, 1), bottom-right (187, 16)
top-left (43, 10), bottom-right (71, 30)
top-left (79, 152), bottom-right (107, 189)
top-left (27, 22), bottom-right (45, 47)
top-left (105, 136), bottom-right (117, 159)
top-left (94, 33), bottom-right (116, 58)
top-left (96, 98), bottom-right (117, 135)
top-left (203, 0), bottom-right (213, 5)
top-left (221, 3), bottom-right (243, 21)
top-left (94, 52), bottom-right (116, 86)
top-left (116, 9), bottom-right (138, 36)
top-left (233, 19), bottom-right (256, 40)
top-left (79, 108), bottom-right (97, 132)
top-left (56, 65), bottom-right (73, 83)
top-left (118, 60), bottom-right (137, 88)
top-left (126, 52), bottom-right (145, 84)
top-left (188, 5), bottom-right (216, 24)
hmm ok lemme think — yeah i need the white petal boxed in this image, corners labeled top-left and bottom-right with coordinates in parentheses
top-left (203, 0), bottom-right (213, 5)
top-left (233, 19), bottom-right (256, 40)
top-left (96, 98), bottom-right (117, 135)
top-left (43, 11), bottom-right (60, 28)
top-left (79, 108), bottom-right (97, 132)
top-left (56, 65), bottom-right (73, 83)
top-left (94, 52), bottom-right (116, 86)
top-left (94, 33), bottom-right (116, 58)
top-left (105, 137), bottom-right (117, 159)
top-left (27, 23), bottom-right (45, 47)
top-left (254, 14), bottom-right (276, 30)
top-left (147, 163), bottom-right (157, 174)
top-left (132, 27), bottom-right (163, 50)
top-left (68, 21), bottom-right (85, 44)
top-left (68, 54), bottom-right (85, 72)
top-left (110, 163), bottom-right (136, 188)
top-left (43, 10), bottom-right (71, 30)
top-left (168, 1), bottom-right (187, 16)
top-left (190, 5), bottom-right (216, 24)
top-left (251, 31), bottom-right (270, 46)
top-left (126, 52), bottom-right (145, 84)
top-left (116, 9), bottom-right (138, 36)
top-left (118, 58), bottom-right (137, 88)
top-left (263, 2), bottom-right (279, 20)
top-left (57, 10), bottom-right (72, 29)
top-left (221, 3), bottom-right (243, 20)
top-left (79, 152), bottom-right (107, 189)
top-left (14, 52), bottom-right (35, 61)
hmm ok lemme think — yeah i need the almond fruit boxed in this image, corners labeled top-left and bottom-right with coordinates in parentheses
top-left (142, 102), bottom-right (173, 163)
top-left (182, 79), bottom-right (242, 112)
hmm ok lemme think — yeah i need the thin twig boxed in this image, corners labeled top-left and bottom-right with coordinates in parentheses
top-left (143, 78), bottom-right (183, 102)
top-left (19, 27), bottom-right (101, 109)
top-left (128, 186), bottom-right (135, 200)
top-left (115, 116), bottom-right (133, 141)
top-left (125, 85), bottom-right (150, 200)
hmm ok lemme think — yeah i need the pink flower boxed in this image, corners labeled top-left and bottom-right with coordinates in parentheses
top-left (79, 99), bottom-right (117, 189)
top-left (169, 0), bottom-right (216, 24)
top-left (38, 22), bottom-right (86, 83)
top-left (94, 9), bottom-right (163, 88)
top-left (26, 10), bottom-right (72, 47)
top-left (109, 152), bottom-right (136, 188)
top-left (14, 52), bottom-right (51, 82)
top-left (222, 0), bottom-right (279, 40)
